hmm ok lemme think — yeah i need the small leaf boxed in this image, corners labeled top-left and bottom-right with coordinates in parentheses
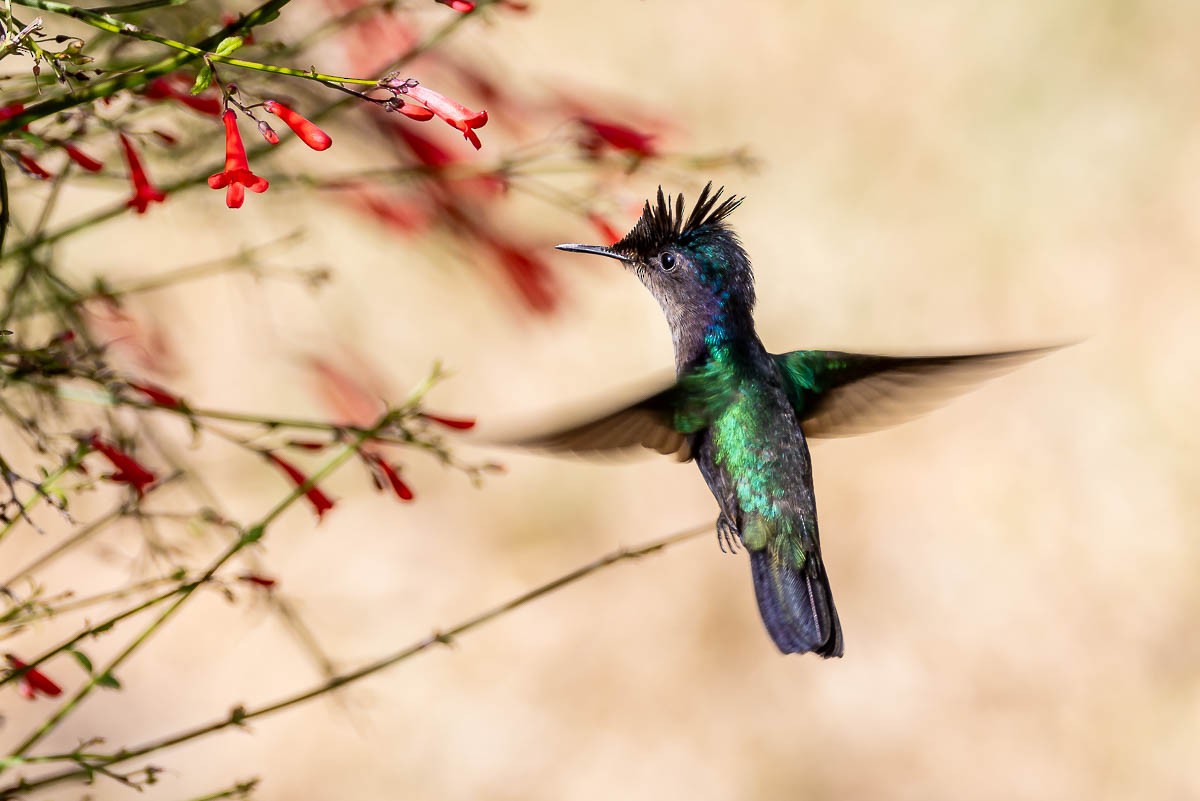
top-left (68, 648), bottom-right (93, 673)
top-left (95, 671), bottom-right (121, 689)
top-left (213, 36), bottom-right (244, 57)
top-left (190, 64), bottom-right (214, 95)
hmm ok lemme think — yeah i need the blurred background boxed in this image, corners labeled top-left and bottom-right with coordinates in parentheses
top-left (3, 1), bottom-right (1199, 799)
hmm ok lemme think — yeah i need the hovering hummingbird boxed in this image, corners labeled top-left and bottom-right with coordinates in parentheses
top-left (529, 183), bottom-right (1055, 657)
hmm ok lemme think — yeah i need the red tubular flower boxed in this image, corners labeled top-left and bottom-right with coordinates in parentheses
top-left (88, 433), bottom-right (157, 496)
top-left (265, 452), bottom-right (335, 520)
top-left (238, 574), bottom-right (278, 589)
top-left (119, 134), bottom-right (167, 214)
top-left (420, 412), bottom-right (476, 430)
top-left (5, 655), bottom-right (63, 700)
top-left (128, 380), bottom-right (182, 409)
top-left (262, 100), bottom-right (332, 151)
top-left (391, 79), bottom-right (488, 149)
top-left (62, 143), bottom-right (103, 172)
top-left (435, 0), bottom-right (475, 11)
top-left (363, 452), bottom-right (414, 501)
top-left (578, 117), bottom-right (658, 157)
top-left (208, 110), bottom-right (269, 209)
top-left (17, 154), bottom-right (51, 180)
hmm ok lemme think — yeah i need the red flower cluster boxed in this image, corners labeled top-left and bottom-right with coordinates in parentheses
top-left (379, 75), bottom-right (489, 149)
top-left (209, 104), bottom-right (332, 208)
top-left (5, 655), bottom-right (62, 700)
top-left (88, 433), bottom-right (157, 496)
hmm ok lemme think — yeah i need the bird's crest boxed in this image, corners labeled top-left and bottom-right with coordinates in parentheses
top-left (616, 182), bottom-right (743, 259)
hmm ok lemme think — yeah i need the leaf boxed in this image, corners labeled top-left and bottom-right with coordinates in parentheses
top-left (95, 670), bottom-right (121, 689)
top-left (68, 648), bottom-right (93, 673)
top-left (213, 36), bottom-right (244, 57)
top-left (190, 63), bottom-right (214, 95)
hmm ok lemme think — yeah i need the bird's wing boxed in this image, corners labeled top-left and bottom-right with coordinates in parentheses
top-left (502, 381), bottom-right (694, 461)
top-left (773, 345), bottom-right (1062, 438)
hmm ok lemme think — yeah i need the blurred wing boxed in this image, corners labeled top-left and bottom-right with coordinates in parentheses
top-left (504, 382), bottom-right (692, 461)
top-left (774, 346), bottom-right (1062, 438)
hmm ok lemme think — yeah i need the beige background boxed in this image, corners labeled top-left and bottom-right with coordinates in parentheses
top-left (3, 1), bottom-right (1198, 799)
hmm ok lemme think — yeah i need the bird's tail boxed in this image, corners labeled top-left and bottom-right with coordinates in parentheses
top-left (749, 548), bottom-right (843, 657)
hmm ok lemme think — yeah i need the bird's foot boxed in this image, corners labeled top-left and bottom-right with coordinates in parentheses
top-left (716, 515), bottom-right (741, 554)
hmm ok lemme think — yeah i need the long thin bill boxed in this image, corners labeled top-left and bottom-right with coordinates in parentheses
top-left (555, 243), bottom-right (630, 263)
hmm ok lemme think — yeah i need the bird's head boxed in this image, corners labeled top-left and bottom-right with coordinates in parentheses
top-left (557, 183), bottom-right (753, 358)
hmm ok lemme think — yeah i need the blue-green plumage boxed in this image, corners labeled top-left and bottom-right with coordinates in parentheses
top-left (538, 183), bottom-right (1056, 656)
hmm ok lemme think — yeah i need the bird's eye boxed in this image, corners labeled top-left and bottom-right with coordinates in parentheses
top-left (660, 251), bottom-right (677, 272)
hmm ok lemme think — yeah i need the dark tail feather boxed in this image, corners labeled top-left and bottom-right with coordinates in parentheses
top-left (749, 549), bottom-right (844, 657)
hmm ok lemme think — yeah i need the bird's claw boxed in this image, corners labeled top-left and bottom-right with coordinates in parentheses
top-left (716, 515), bottom-right (741, 554)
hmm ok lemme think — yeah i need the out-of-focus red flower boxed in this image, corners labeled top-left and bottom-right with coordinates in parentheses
top-left (0, 102), bottom-right (26, 123)
top-left (208, 110), bottom-right (269, 209)
top-left (143, 75), bottom-right (223, 116)
top-left (307, 355), bottom-right (386, 427)
top-left (324, 0), bottom-right (419, 75)
top-left (128, 380), bottom-right (182, 409)
top-left (587, 212), bottom-right (622, 245)
top-left (5, 655), bottom-right (63, 700)
top-left (287, 439), bottom-right (330, 451)
top-left (82, 299), bottom-right (177, 376)
top-left (62, 143), bottom-right (103, 172)
top-left (88, 432), bottom-right (157, 496)
top-left (344, 186), bottom-right (434, 235)
top-left (383, 77), bottom-right (488, 149)
top-left (263, 100), bottom-right (332, 151)
top-left (265, 452), bottom-right (336, 520)
top-left (420, 412), bottom-right (476, 430)
top-left (577, 117), bottom-right (657, 157)
top-left (387, 121), bottom-right (455, 168)
top-left (435, 0), bottom-right (475, 11)
top-left (119, 134), bottom-right (167, 214)
top-left (220, 12), bottom-right (256, 44)
top-left (362, 452), bottom-right (414, 501)
top-left (238, 574), bottom-right (277, 589)
top-left (17, 154), bottom-right (51, 180)
top-left (480, 233), bottom-right (561, 313)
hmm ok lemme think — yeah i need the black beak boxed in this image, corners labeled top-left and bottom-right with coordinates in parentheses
top-left (555, 243), bottom-right (631, 263)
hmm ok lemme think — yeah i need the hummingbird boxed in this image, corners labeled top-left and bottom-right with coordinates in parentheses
top-left (530, 183), bottom-right (1055, 657)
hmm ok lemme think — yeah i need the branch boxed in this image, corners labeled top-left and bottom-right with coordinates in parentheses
top-left (0, 521), bottom-right (712, 797)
